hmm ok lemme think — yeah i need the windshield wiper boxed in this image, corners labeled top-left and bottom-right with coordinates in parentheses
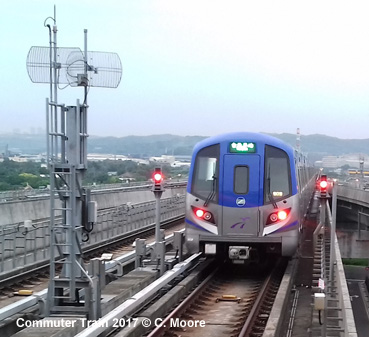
top-left (204, 175), bottom-right (217, 207)
top-left (267, 164), bottom-right (278, 209)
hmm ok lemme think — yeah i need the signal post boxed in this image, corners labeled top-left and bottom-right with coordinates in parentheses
top-left (152, 168), bottom-right (166, 275)
top-left (315, 174), bottom-right (338, 335)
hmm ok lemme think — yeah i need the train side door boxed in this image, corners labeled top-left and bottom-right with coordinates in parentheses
top-left (222, 154), bottom-right (261, 236)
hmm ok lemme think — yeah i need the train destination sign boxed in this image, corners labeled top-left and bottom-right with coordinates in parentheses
top-left (229, 142), bottom-right (256, 153)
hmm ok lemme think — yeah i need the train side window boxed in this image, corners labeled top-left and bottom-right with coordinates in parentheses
top-left (234, 166), bottom-right (249, 194)
top-left (264, 145), bottom-right (291, 204)
top-left (191, 144), bottom-right (219, 203)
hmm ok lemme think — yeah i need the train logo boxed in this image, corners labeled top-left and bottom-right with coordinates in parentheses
top-left (231, 217), bottom-right (250, 229)
top-left (236, 197), bottom-right (246, 207)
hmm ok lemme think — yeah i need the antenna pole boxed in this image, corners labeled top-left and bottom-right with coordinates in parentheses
top-left (84, 29), bottom-right (88, 104)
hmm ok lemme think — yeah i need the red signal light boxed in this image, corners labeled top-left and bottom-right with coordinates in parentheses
top-left (153, 168), bottom-right (164, 191)
top-left (154, 173), bottom-right (163, 182)
top-left (319, 174), bottom-right (328, 196)
top-left (319, 180), bottom-right (328, 189)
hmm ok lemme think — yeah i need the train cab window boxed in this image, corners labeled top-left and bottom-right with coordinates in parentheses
top-left (264, 145), bottom-right (291, 204)
top-left (191, 144), bottom-right (219, 203)
top-left (234, 166), bottom-right (249, 194)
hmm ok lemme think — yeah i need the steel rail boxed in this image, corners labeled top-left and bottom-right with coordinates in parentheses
top-left (147, 267), bottom-right (219, 337)
top-left (238, 260), bottom-right (283, 337)
top-left (238, 272), bottom-right (273, 336)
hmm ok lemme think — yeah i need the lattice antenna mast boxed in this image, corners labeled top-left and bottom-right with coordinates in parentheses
top-left (26, 8), bottom-right (122, 320)
top-left (51, 6), bottom-right (58, 113)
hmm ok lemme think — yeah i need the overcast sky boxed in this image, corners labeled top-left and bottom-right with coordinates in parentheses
top-left (1, 1), bottom-right (369, 139)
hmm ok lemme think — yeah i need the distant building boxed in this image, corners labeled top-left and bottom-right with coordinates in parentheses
top-left (322, 156), bottom-right (338, 168)
top-left (149, 155), bottom-right (175, 165)
top-left (170, 161), bottom-right (191, 168)
top-left (317, 154), bottom-right (369, 169)
top-left (10, 154), bottom-right (44, 162)
top-left (87, 153), bottom-right (129, 161)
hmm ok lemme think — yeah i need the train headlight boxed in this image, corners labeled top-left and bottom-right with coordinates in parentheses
top-left (266, 208), bottom-right (291, 225)
top-left (192, 206), bottom-right (215, 224)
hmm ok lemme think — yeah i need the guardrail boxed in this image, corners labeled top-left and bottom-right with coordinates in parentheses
top-left (0, 195), bottom-right (185, 278)
top-left (0, 180), bottom-right (188, 202)
top-left (337, 184), bottom-right (369, 208)
top-left (314, 184), bottom-right (358, 337)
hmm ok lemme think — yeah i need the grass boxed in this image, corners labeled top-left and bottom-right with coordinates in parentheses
top-left (342, 258), bottom-right (369, 266)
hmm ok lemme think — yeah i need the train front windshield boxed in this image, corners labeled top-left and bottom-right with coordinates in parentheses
top-left (264, 145), bottom-right (291, 203)
top-left (191, 144), bottom-right (220, 203)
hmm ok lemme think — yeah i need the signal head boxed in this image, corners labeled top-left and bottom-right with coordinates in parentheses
top-left (319, 174), bottom-right (328, 196)
top-left (152, 167), bottom-right (164, 192)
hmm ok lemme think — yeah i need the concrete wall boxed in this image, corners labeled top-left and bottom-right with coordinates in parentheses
top-left (337, 185), bottom-right (369, 208)
top-left (336, 185), bottom-right (369, 258)
top-left (0, 187), bottom-right (186, 227)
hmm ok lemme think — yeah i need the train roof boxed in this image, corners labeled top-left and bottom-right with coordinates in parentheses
top-left (193, 132), bottom-right (294, 154)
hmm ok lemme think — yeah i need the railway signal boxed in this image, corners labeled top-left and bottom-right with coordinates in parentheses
top-left (152, 167), bottom-right (165, 275)
top-left (319, 175), bottom-right (328, 197)
top-left (153, 168), bottom-right (164, 192)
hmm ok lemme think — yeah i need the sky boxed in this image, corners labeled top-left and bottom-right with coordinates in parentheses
top-left (1, 1), bottom-right (369, 139)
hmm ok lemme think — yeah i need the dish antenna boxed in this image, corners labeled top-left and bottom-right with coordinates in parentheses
top-left (26, 46), bottom-right (122, 88)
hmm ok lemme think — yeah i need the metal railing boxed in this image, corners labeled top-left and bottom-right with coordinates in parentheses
top-left (313, 184), bottom-right (358, 337)
top-left (0, 180), bottom-right (188, 202)
top-left (0, 195), bottom-right (185, 278)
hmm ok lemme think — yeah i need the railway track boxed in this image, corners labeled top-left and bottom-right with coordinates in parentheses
top-left (147, 258), bottom-right (287, 337)
top-left (0, 217), bottom-right (184, 309)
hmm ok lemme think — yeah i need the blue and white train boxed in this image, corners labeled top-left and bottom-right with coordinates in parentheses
top-left (185, 132), bottom-right (316, 260)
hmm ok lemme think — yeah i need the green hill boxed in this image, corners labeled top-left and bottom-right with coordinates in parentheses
top-left (1, 132), bottom-right (368, 160)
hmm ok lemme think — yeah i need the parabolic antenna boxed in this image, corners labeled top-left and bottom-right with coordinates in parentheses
top-left (27, 46), bottom-right (82, 84)
top-left (65, 50), bottom-right (122, 88)
top-left (26, 46), bottom-right (122, 88)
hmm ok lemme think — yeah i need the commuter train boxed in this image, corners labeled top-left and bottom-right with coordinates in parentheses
top-left (185, 132), bottom-right (316, 260)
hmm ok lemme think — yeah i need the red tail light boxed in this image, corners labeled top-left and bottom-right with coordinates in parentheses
top-left (192, 206), bottom-right (214, 223)
top-left (266, 208), bottom-right (291, 225)
top-left (277, 210), bottom-right (288, 220)
top-left (195, 209), bottom-right (204, 218)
